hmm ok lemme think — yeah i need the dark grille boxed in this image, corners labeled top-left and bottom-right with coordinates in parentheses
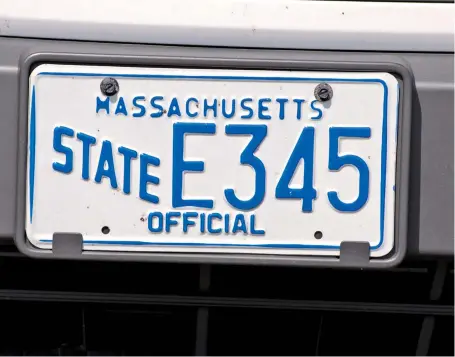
top-left (0, 252), bottom-right (452, 356)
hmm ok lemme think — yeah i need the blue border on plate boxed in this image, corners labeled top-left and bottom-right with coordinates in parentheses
top-left (30, 71), bottom-right (392, 251)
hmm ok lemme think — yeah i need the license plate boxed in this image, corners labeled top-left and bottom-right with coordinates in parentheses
top-left (26, 64), bottom-right (399, 257)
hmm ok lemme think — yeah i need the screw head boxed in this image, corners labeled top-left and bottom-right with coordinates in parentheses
top-left (100, 77), bottom-right (119, 96)
top-left (314, 83), bottom-right (333, 102)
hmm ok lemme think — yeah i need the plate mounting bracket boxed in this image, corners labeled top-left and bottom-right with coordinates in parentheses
top-left (52, 232), bottom-right (83, 257)
top-left (14, 47), bottom-right (413, 269)
top-left (339, 241), bottom-right (370, 267)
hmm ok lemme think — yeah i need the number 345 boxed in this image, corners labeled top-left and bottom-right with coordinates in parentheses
top-left (172, 123), bottom-right (371, 213)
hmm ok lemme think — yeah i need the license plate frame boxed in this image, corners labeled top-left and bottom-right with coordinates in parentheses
top-left (15, 49), bottom-right (413, 268)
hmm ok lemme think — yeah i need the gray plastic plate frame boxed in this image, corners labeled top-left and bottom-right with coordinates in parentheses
top-left (15, 49), bottom-right (413, 268)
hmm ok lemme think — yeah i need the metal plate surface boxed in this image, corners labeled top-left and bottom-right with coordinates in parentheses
top-left (26, 64), bottom-right (399, 258)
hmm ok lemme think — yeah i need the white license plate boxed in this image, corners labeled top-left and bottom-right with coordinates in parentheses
top-left (26, 64), bottom-right (399, 257)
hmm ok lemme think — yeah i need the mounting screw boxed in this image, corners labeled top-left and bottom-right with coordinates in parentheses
top-left (100, 77), bottom-right (119, 96)
top-left (314, 83), bottom-right (333, 102)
